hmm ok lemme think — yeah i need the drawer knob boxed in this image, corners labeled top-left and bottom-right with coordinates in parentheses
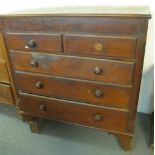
top-left (39, 104), bottom-right (46, 111)
top-left (35, 82), bottom-right (43, 89)
top-left (94, 66), bottom-right (102, 75)
top-left (94, 114), bottom-right (103, 121)
top-left (30, 60), bottom-right (38, 67)
top-left (94, 42), bottom-right (103, 51)
top-left (95, 89), bottom-right (103, 97)
top-left (25, 40), bottom-right (37, 48)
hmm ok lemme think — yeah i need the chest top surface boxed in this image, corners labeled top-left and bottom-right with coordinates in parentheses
top-left (0, 6), bottom-right (151, 18)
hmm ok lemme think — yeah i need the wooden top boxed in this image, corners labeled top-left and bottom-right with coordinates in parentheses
top-left (0, 6), bottom-right (151, 18)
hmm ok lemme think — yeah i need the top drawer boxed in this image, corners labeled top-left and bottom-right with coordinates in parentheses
top-left (6, 33), bottom-right (62, 53)
top-left (3, 16), bottom-right (143, 35)
top-left (64, 34), bottom-right (137, 60)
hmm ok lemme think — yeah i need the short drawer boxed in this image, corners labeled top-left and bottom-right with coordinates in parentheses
top-left (0, 83), bottom-right (13, 104)
top-left (0, 61), bottom-right (9, 83)
top-left (10, 52), bottom-right (134, 85)
top-left (15, 71), bottom-right (131, 109)
top-left (64, 34), bottom-right (136, 59)
top-left (6, 33), bottom-right (62, 53)
top-left (20, 93), bottom-right (129, 132)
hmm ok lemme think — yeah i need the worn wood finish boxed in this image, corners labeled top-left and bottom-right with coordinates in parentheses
top-left (20, 93), bottom-right (129, 132)
top-left (0, 83), bottom-right (13, 104)
top-left (0, 36), bottom-right (5, 60)
top-left (15, 71), bottom-right (131, 109)
top-left (6, 33), bottom-right (62, 53)
top-left (10, 51), bottom-right (135, 85)
top-left (29, 118), bottom-right (44, 133)
top-left (0, 34), bottom-right (10, 83)
top-left (128, 19), bottom-right (149, 122)
top-left (0, 33), bottom-right (16, 104)
top-left (115, 134), bottom-right (133, 150)
top-left (0, 7), bottom-right (150, 150)
top-left (0, 61), bottom-right (9, 83)
top-left (64, 34), bottom-right (137, 59)
top-left (3, 17), bottom-right (145, 36)
top-left (0, 34), bottom-right (8, 66)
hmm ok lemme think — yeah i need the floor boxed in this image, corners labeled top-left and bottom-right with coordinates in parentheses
top-left (0, 104), bottom-right (153, 155)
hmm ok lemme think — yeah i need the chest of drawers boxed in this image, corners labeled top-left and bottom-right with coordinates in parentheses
top-left (0, 6), bottom-right (151, 150)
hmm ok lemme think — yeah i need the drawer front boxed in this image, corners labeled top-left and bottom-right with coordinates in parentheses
top-left (0, 61), bottom-right (9, 83)
top-left (15, 71), bottom-right (131, 109)
top-left (20, 93), bottom-right (128, 132)
top-left (64, 34), bottom-right (136, 59)
top-left (6, 33), bottom-right (62, 53)
top-left (10, 52), bottom-right (134, 85)
top-left (4, 17), bottom-right (141, 36)
top-left (0, 83), bottom-right (13, 103)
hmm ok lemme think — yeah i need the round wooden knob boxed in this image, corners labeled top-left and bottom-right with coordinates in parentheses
top-left (94, 114), bottom-right (103, 121)
top-left (35, 82), bottom-right (43, 89)
top-left (94, 42), bottom-right (103, 51)
top-left (94, 66), bottom-right (103, 75)
top-left (95, 90), bottom-right (103, 97)
top-left (26, 40), bottom-right (37, 48)
top-left (30, 60), bottom-right (38, 67)
top-left (39, 104), bottom-right (46, 111)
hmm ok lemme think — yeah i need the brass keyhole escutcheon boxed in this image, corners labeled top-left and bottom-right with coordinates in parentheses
top-left (94, 42), bottom-right (103, 51)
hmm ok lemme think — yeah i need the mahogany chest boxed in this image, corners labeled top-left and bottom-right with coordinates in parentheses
top-left (0, 6), bottom-right (151, 150)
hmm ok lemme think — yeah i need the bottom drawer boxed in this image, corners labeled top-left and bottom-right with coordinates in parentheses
top-left (0, 83), bottom-right (13, 104)
top-left (20, 93), bottom-right (129, 132)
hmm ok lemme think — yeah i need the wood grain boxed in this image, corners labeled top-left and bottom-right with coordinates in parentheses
top-left (0, 11), bottom-right (151, 150)
top-left (4, 17), bottom-right (143, 35)
top-left (7, 33), bottom-right (62, 53)
top-left (15, 71), bottom-right (131, 109)
top-left (0, 33), bottom-right (16, 104)
top-left (0, 61), bottom-right (9, 83)
top-left (64, 34), bottom-right (137, 59)
top-left (10, 52), bottom-right (135, 85)
top-left (0, 83), bottom-right (13, 104)
top-left (20, 93), bottom-right (129, 132)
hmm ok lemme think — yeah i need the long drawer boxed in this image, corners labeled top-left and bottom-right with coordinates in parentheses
top-left (15, 71), bottom-right (131, 109)
top-left (4, 16), bottom-right (141, 36)
top-left (20, 93), bottom-right (129, 132)
top-left (10, 52), bottom-right (134, 85)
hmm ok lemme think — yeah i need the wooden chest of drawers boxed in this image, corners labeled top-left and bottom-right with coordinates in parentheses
top-left (0, 6), bottom-right (151, 150)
